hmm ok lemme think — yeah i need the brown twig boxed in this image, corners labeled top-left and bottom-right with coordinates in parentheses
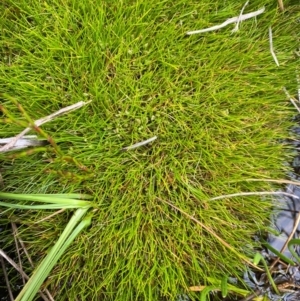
top-left (11, 222), bottom-right (25, 285)
top-left (12, 227), bottom-right (34, 267)
top-left (0, 256), bottom-right (14, 301)
top-left (278, 0), bottom-right (284, 11)
top-left (34, 208), bottom-right (66, 224)
top-left (239, 289), bottom-right (262, 301)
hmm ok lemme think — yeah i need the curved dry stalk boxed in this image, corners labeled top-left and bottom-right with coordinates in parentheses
top-left (243, 179), bottom-right (300, 186)
top-left (158, 198), bottom-right (262, 271)
top-left (187, 7), bottom-right (265, 35)
top-left (209, 191), bottom-right (299, 201)
top-left (269, 27), bottom-right (279, 66)
top-left (232, 1), bottom-right (249, 33)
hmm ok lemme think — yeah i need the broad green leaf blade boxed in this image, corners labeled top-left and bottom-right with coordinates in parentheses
top-left (27, 213), bottom-right (94, 300)
top-left (0, 192), bottom-right (94, 206)
top-left (31, 193), bottom-right (93, 199)
top-left (0, 201), bottom-right (90, 210)
top-left (15, 208), bottom-right (89, 301)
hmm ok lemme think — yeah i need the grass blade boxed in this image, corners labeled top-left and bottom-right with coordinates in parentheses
top-left (287, 239), bottom-right (300, 264)
top-left (262, 241), bottom-right (296, 266)
top-left (253, 253), bottom-right (279, 295)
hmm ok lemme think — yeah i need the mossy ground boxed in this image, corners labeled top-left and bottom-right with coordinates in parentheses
top-left (0, 0), bottom-right (299, 300)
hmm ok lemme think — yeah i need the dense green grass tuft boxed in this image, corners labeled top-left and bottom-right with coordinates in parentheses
top-left (0, 0), bottom-right (299, 300)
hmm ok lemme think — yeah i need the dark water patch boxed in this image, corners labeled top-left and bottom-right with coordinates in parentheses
top-left (247, 129), bottom-right (300, 300)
